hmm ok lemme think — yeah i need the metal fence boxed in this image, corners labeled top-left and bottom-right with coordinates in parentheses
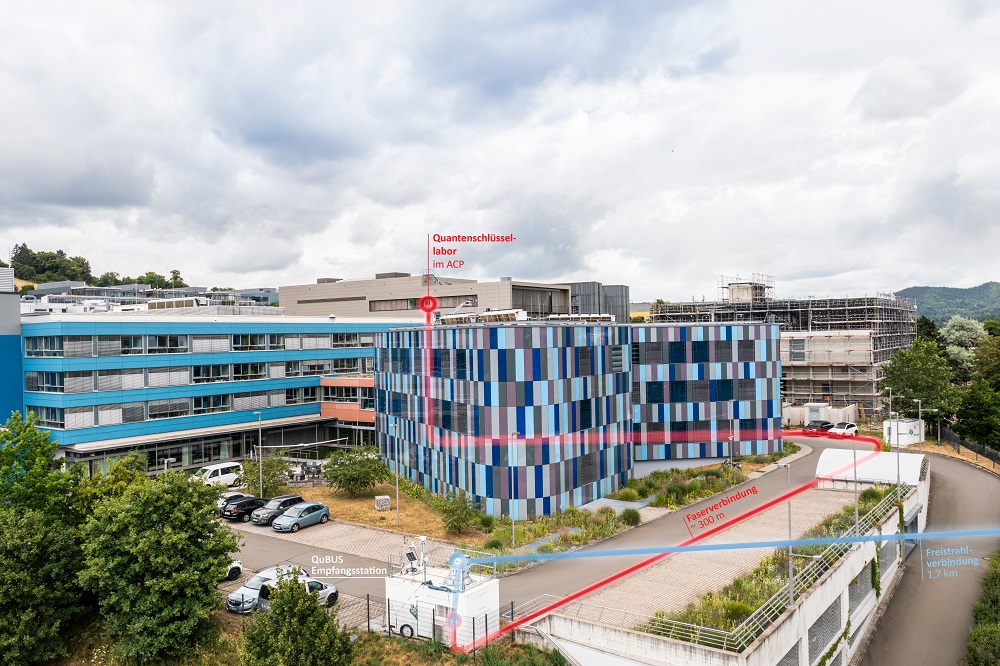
top-left (505, 487), bottom-right (909, 654)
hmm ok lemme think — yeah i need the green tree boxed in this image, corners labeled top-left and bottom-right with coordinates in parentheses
top-left (323, 446), bottom-right (391, 497)
top-left (984, 319), bottom-right (1000, 337)
top-left (66, 453), bottom-right (148, 528)
top-left (975, 335), bottom-right (1000, 392)
top-left (442, 489), bottom-right (476, 534)
top-left (169, 269), bottom-right (189, 288)
top-left (0, 510), bottom-right (84, 666)
top-left (916, 315), bottom-right (944, 346)
top-left (879, 339), bottom-right (957, 419)
top-left (0, 411), bottom-right (70, 521)
top-left (947, 345), bottom-right (977, 383)
top-left (942, 315), bottom-right (987, 349)
top-left (243, 572), bottom-right (353, 666)
top-left (78, 472), bottom-right (241, 663)
top-left (137, 271), bottom-right (170, 289)
top-left (954, 381), bottom-right (1000, 451)
top-left (94, 271), bottom-right (122, 287)
top-left (0, 257), bottom-right (7, 268)
top-left (240, 453), bottom-right (291, 498)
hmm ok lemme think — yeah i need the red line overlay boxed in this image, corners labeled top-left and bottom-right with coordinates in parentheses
top-left (461, 432), bottom-right (884, 651)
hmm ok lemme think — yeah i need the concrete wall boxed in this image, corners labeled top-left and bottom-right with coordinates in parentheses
top-left (0, 292), bottom-right (22, 420)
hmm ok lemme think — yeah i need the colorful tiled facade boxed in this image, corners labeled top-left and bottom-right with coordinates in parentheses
top-left (376, 322), bottom-right (782, 517)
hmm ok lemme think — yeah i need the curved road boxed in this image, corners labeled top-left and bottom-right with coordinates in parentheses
top-left (859, 452), bottom-right (1000, 666)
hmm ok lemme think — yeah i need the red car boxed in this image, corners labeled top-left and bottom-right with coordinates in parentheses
top-left (802, 420), bottom-right (835, 436)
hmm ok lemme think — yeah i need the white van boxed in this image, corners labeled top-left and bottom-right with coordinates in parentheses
top-left (194, 462), bottom-right (243, 487)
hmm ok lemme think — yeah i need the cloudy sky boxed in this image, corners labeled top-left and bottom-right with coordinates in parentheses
top-left (1, 1), bottom-right (998, 302)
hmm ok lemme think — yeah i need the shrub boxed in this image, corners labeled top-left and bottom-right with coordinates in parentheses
top-left (442, 490), bottom-right (476, 534)
top-left (966, 623), bottom-right (1000, 666)
top-left (619, 508), bottom-right (641, 526)
top-left (649, 493), bottom-right (669, 508)
top-left (666, 483), bottom-right (687, 500)
top-left (597, 506), bottom-right (617, 519)
top-left (703, 469), bottom-right (723, 479)
top-left (859, 488), bottom-right (882, 503)
top-left (322, 445), bottom-right (391, 496)
top-left (479, 514), bottom-right (496, 531)
top-left (614, 488), bottom-right (641, 502)
top-left (537, 542), bottom-right (557, 554)
top-left (484, 538), bottom-right (504, 550)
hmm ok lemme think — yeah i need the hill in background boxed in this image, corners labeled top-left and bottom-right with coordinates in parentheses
top-left (896, 282), bottom-right (1000, 324)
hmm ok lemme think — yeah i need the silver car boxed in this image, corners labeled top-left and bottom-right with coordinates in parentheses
top-left (225, 565), bottom-right (300, 614)
top-left (256, 576), bottom-right (339, 613)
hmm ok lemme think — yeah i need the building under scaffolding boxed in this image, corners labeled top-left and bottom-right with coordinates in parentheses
top-left (651, 275), bottom-right (916, 412)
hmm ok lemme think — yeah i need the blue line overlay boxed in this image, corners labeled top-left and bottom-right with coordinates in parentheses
top-left (466, 529), bottom-right (1000, 565)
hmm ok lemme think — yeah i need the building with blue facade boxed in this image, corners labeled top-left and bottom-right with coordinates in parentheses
top-left (3, 309), bottom-right (409, 475)
top-left (375, 322), bottom-right (781, 518)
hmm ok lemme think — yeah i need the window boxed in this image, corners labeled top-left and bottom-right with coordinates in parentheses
top-left (64, 335), bottom-right (94, 357)
top-left (631, 344), bottom-right (641, 366)
top-left (738, 379), bottom-right (757, 400)
top-left (97, 335), bottom-right (122, 356)
top-left (122, 402), bottom-right (145, 423)
top-left (97, 370), bottom-right (123, 391)
top-left (285, 361), bottom-right (301, 377)
top-left (714, 340), bottom-right (733, 362)
top-left (302, 386), bottom-right (318, 403)
top-left (193, 395), bottom-right (231, 414)
top-left (121, 335), bottom-right (144, 355)
top-left (645, 381), bottom-right (664, 403)
top-left (148, 399), bottom-right (190, 419)
top-left (301, 360), bottom-right (331, 376)
top-left (28, 406), bottom-right (64, 428)
top-left (576, 348), bottom-right (592, 375)
top-left (286, 388), bottom-right (304, 405)
top-left (147, 335), bottom-right (189, 354)
top-left (331, 333), bottom-right (360, 348)
top-left (25, 336), bottom-right (62, 357)
top-left (669, 381), bottom-right (688, 402)
top-left (645, 342), bottom-right (663, 364)
top-left (668, 341), bottom-right (687, 364)
top-left (191, 335), bottom-right (230, 353)
top-left (25, 372), bottom-right (63, 392)
top-left (233, 363), bottom-right (266, 381)
top-left (65, 371), bottom-right (95, 393)
top-left (738, 339), bottom-right (756, 362)
top-left (233, 392), bottom-right (268, 411)
top-left (322, 386), bottom-right (359, 403)
top-left (193, 365), bottom-right (230, 383)
top-left (267, 334), bottom-right (285, 350)
top-left (610, 345), bottom-right (625, 373)
top-left (690, 380), bottom-right (710, 402)
top-left (331, 358), bottom-right (360, 373)
top-left (147, 367), bottom-right (190, 387)
top-left (691, 341), bottom-right (709, 364)
top-left (232, 334), bottom-right (267, 351)
top-left (715, 379), bottom-right (735, 401)
top-left (302, 334), bottom-right (332, 350)
top-left (359, 333), bottom-right (375, 348)
top-left (579, 400), bottom-right (593, 429)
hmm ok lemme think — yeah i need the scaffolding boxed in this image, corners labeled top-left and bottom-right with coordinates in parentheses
top-left (652, 279), bottom-right (916, 412)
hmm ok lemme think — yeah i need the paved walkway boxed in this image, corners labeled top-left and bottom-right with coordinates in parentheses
top-left (227, 518), bottom-right (456, 564)
top-left (582, 489), bottom-right (854, 617)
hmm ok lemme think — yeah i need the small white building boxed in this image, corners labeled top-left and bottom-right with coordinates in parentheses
top-left (882, 418), bottom-right (923, 447)
top-left (384, 538), bottom-right (500, 645)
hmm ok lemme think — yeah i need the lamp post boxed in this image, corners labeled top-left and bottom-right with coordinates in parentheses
top-left (852, 436), bottom-right (859, 529)
top-left (389, 424), bottom-right (399, 526)
top-left (912, 399), bottom-right (922, 453)
top-left (253, 411), bottom-right (263, 497)
top-left (511, 431), bottom-right (519, 550)
top-left (777, 463), bottom-right (793, 606)
top-left (162, 457), bottom-right (175, 473)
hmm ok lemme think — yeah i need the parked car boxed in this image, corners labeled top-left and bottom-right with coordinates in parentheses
top-left (272, 502), bottom-right (330, 533)
top-left (828, 422), bottom-right (860, 437)
top-left (802, 420), bottom-right (835, 435)
top-left (220, 496), bottom-right (267, 522)
top-left (225, 564), bottom-right (301, 614)
top-left (194, 462), bottom-right (243, 487)
top-left (256, 575), bottom-right (339, 612)
top-left (250, 494), bottom-right (304, 526)
top-left (217, 491), bottom-right (252, 509)
top-left (224, 560), bottom-right (243, 581)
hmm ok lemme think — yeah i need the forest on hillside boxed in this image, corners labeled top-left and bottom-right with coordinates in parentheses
top-left (0, 243), bottom-right (188, 290)
top-left (896, 282), bottom-right (1000, 324)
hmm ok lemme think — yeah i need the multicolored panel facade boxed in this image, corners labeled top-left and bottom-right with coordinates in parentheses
top-left (375, 324), bottom-right (633, 518)
top-left (630, 324), bottom-right (782, 461)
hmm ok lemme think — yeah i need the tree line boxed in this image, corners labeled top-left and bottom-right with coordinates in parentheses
top-left (880, 314), bottom-right (1000, 449)
top-left (1, 243), bottom-right (189, 292)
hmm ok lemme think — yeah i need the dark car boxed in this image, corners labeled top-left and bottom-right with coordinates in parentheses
top-left (251, 494), bottom-right (304, 526)
top-left (803, 420), bottom-right (835, 435)
top-left (220, 497), bottom-right (267, 522)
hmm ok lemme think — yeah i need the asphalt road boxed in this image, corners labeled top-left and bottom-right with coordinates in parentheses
top-left (859, 452), bottom-right (1000, 666)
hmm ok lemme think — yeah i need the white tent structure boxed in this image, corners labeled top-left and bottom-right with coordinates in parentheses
top-left (815, 448), bottom-right (926, 487)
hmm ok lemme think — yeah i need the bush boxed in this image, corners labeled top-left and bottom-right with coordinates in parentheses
top-left (537, 542), bottom-right (557, 554)
top-left (597, 506), bottom-right (617, 519)
top-left (666, 483), bottom-right (687, 500)
top-left (442, 490), bottom-right (476, 534)
top-left (649, 493), bottom-right (670, 508)
top-left (859, 488), bottom-right (882, 503)
top-left (619, 508), bottom-right (641, 526)
top-left (703, 469), bottom-right (723, 479)
top-left (480, 514), bottom-right (496, 531)
top-left (323, 445), bottom-right (392, 496)
top-left (966, 623), bottom-right (1000, 666)
top-left (484, 538), bottom-right (504, 550)
top-left (613, 488), bottom-right (641, 502)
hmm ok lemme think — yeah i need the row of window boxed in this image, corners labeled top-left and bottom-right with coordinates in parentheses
top-left (26, 384), bottom-right (360, 429)
top-left (632, 379), bottom-right (759, 404)
top-left (24, 358), bottom-right (374, 393)
top-left (379, 345), bottom-right (626, 379)
top-left (631, 340), bottom-right (761, 365)
top-left (24, 332), bottom-right (375, 357)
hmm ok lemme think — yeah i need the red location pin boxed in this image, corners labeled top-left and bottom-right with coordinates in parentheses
top-left (419, 295), bottom-right (438, 313)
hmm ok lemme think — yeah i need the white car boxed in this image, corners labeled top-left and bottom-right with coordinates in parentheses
top-left (828, 422), bottom-right (859, 437)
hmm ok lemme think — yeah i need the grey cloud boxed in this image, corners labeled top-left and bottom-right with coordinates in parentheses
top-left (853, 57), bottom-right (970, 121)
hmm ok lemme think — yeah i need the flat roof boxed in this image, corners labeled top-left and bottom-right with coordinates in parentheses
top-left (815, 448), bottom-right (926, 486)
top-left (20, 313), bottom-right (423, 325)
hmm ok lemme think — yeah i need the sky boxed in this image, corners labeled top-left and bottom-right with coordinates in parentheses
top-left (1, 1), bottom-right (999, 303)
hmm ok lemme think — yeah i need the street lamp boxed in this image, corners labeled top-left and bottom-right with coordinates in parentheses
top-left (162, 457), bottom-right (175, 473)
top-left (912, 399), bottom-right (922, 453)
top-left (253, 411), bottom-right (263, 497)
top-left (777, 463), bottom-right (793, 606)
top-left (389, 423), bottom-right (399, 527)
top-left (851, 435), bottom-right (859, 529)
top-left (511, 431), bottom-right (519, 549)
